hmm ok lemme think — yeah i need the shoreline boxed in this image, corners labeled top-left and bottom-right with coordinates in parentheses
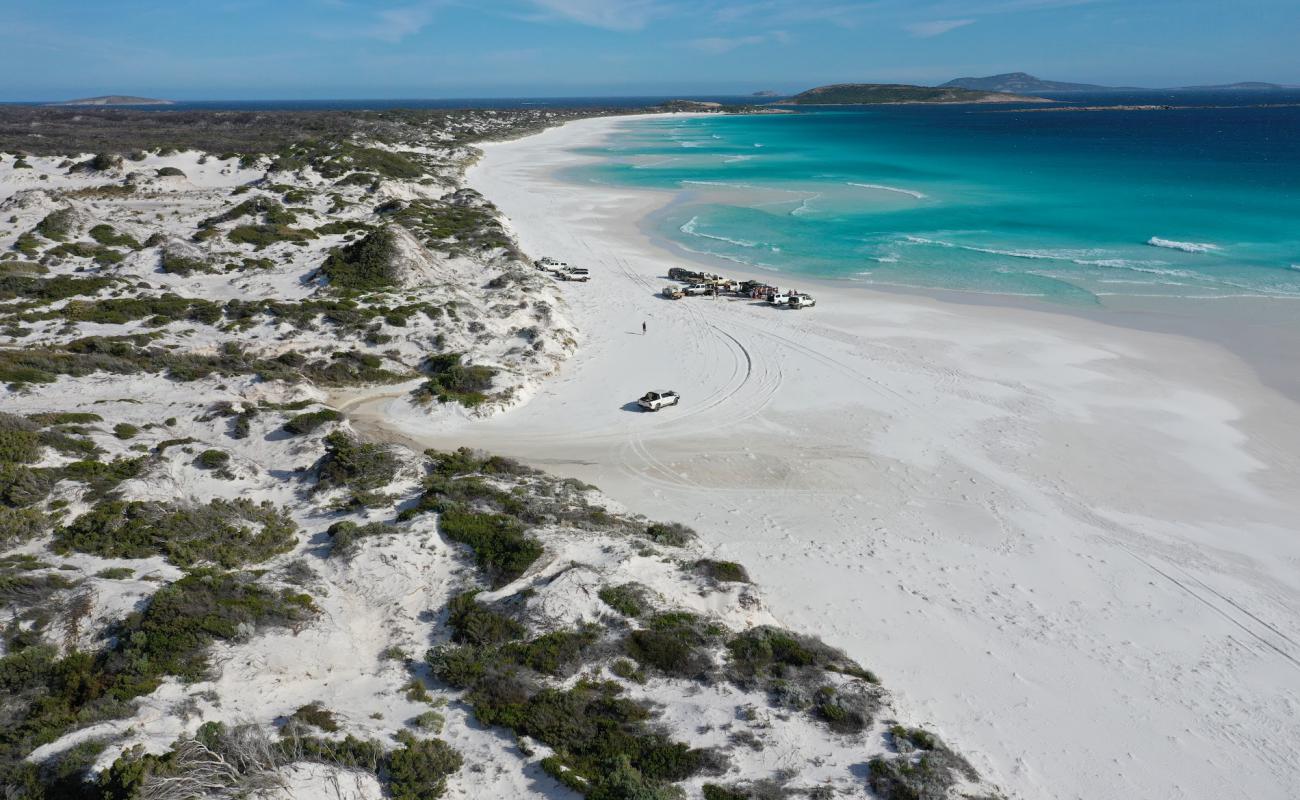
top-left (614, 118), bottom-right (1300, 403)
top-left (355, 113), bottom-right (1300, 800)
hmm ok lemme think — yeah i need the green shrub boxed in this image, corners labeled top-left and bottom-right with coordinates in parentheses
top-left (95, 567), bottom-right (134, 580)
top-left (288, 702), bottom-right (339, 733)
top-left (644, 522), bottom-right (694, 547)
top-left (446, 591), bottom-right (525, 646)
top-left (0, 507), bottom-right (50, 546)
top-left (415, 353), bottom-right (497, 408)
top-left (283, 408), bottom-right (342, 435)
top-left (316, 432), bottom-right (399, 497)
top-left (867, 746), bottom-right (978, 800)
top-left (228, 223), bottom-right (317, 249)
top-left (53, 498), bottom-right (298, 568)
top-left (0, 416), bottom-right (41, 463)
top-left (725, 626), bottom-right (878, 686)
top-left (35, 208), bottom-right (76, 241)
top-left (28, 412), bottom-right (102, 426)
top-left (412, 710), bottom-right (445, 733)
top-left (320, 227), bottom-right (400, 290)
top-left (438, 507), bottom-right (541, 588)
top-left (326, 519), bottom-right (394, 558)
top-left (610, 658), bottom-right (647, 684)
top-left (112, 422), bottom-right (139, 440)
top-left (156, 166), bottom-right (186, 177)
top-left (89, 224), bottom-right (142, 249)
top-left (196, 449), bottom-right (230, 470)
top-left (505, 626), bottom-right (600, 677)
top-left (159, 249), bottom-right (214, 276)
top-left (598, 584), bottom-right (648, 618)
top-left (627, 613), bottom-right (718, 678)
top-left (387, 733), bottom-right (462, 800)
top-left (695, 559), bottom-right (749, 583)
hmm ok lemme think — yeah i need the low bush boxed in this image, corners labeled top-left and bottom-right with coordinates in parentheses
top-left (53, 497), bottom-right (298, 568)
top-left (598, 583), bottom-right (648, 618)
top-left (326, 519), bottom-right (395, 558)
top-left (315, 432), bottom-right (399, 499)
top-left (196, 449), bottom-right (230, 470)
top-left (414, 353), bottom-right (497, 408)
top-left (112, 422), bottom-right (139, 440)
top-left (387, 732), bottom-right (463, 800)
top-left (283, 408), bottom-right (342, 435)
top-left (320, 227), bottom-right (399, 290)
top-left (288, 702), bottom-right (339, 733)
top-left (694, 559), bottom-right (749, 583)
top-left (446, 591), bottom-right (525, 646)
top-left (438, 507), bottom-right (541, 588)
top-left (644, 521), bottom-right (695, 547)
top-left (228, 223), bottom-right (317, 249)
top-left (0, 415), bottom-right (41, 463)
top-left (156, 166), bottom-right (185, 177)
top-left (35, 209), bottom-right (76, 241)
top-left (626, 612), bottom-right (719, 679)
top-left (88, 224), bottom-right (141, 249)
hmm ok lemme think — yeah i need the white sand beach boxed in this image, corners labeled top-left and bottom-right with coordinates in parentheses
top-left (350, 115), bottom-right (1300, 800)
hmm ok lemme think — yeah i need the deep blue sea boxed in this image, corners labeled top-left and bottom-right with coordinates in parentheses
top-left (570, 91), bottom-right (1300, 305)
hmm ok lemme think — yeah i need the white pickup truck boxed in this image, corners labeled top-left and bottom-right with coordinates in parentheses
top-left (637, 390), bottom-right (681, 411)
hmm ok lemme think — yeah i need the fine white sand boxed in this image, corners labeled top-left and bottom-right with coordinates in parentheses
top-left (352, 115), bottom-right (1300, 800)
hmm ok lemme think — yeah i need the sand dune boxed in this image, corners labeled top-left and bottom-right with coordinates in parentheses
top-left (347, 115), bottom-right (1300, 800)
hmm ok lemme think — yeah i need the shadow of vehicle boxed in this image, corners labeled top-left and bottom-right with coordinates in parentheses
top-left (620, 401), bottom-right (645, 413)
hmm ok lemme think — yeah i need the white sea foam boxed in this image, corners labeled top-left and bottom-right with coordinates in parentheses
top-left (679, 216), bottom-right (761, 248)
top-left (904, 236), bottom-right (1201, 279)
top-left (848, 182), bottom-right (927, 199)
top-left (723, 155), bottom-right (755, 164)
top-left (1147, 237), bottom-right (1221, 253)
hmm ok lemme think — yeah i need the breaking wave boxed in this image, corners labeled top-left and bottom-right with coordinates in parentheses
top-left (1147, 237), bottom-right (1221, 253)
top-left (847, 182), bottom-right (927, 199)
top-left (903, 236), bottom-right (1197, 278)
top-left (680, 216), bottom-right (761, 248)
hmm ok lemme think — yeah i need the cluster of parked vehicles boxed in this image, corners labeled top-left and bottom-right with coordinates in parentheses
top-left (661, 267), bottom-right (816, 309)
top-left (534, 257), bottom-right (590, 282)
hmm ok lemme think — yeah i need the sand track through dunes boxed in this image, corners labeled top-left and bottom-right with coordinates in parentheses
top-left (343, 115), bottom-right (1300, 800)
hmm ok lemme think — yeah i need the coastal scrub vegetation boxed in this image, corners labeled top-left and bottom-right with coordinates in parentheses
top-left (0, 571), bottom-right (316, 788)
top-left (320, 226), bottom-right (401, 290)
top-left (414, 352), bottom-right (498, 408)
top-left (52, 498), bottom-right (298, 568)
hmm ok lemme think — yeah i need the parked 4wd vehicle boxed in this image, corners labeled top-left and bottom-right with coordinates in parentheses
top-left (637, 390), bottom-right (681, 411)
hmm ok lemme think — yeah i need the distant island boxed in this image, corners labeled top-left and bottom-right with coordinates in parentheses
top-left (785, 83), bottom-right (1044, 105)
top-left (939, 72), bottom-right (1293, 93)
top-left (51, 95), bottom-right (175, 106)
top-left (751, 90), bottom-right (780, 97)
top-left (1178, 81), bottom-right (1287, 91)
top-left (941, 72), bottom-right (1116, 93)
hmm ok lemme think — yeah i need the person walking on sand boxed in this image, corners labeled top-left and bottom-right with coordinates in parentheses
top-left (642, 321), bottom-right (647, 335)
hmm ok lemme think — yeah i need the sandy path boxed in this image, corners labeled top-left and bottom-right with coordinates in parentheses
top-left (348, 115), bottom-right (1300, 800)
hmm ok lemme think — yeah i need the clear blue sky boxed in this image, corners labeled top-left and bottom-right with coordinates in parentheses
top-left (2, 0), bottom-right (1297, 100)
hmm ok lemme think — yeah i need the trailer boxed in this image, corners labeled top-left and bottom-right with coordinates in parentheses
top-left (662, 285), bottom-right (685, 299)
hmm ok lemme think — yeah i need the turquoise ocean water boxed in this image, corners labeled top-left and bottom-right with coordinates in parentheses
top-left (568, 94), bottom-right (1300, 306)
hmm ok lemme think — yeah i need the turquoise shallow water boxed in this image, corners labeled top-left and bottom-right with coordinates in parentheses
top-left (567, 95), bottom-right (1300, 305)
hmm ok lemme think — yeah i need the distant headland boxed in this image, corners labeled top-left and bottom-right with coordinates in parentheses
top-left (784, 83), bottom-right (1046, 105)
top-left (940, 72), bottom-right (1293, 93)
top-left (50, 95), bottom-right (175, 107)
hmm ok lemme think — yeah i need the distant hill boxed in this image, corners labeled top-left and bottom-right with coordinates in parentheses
top-left (786, 83), bottom-right (1043, 105)
top-left (1177, 81), bottom-right (1287, 90)
top-left (940, 72), bottom-right (1111, 93)
top-left (52, 95), bottom-right (175, 107)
